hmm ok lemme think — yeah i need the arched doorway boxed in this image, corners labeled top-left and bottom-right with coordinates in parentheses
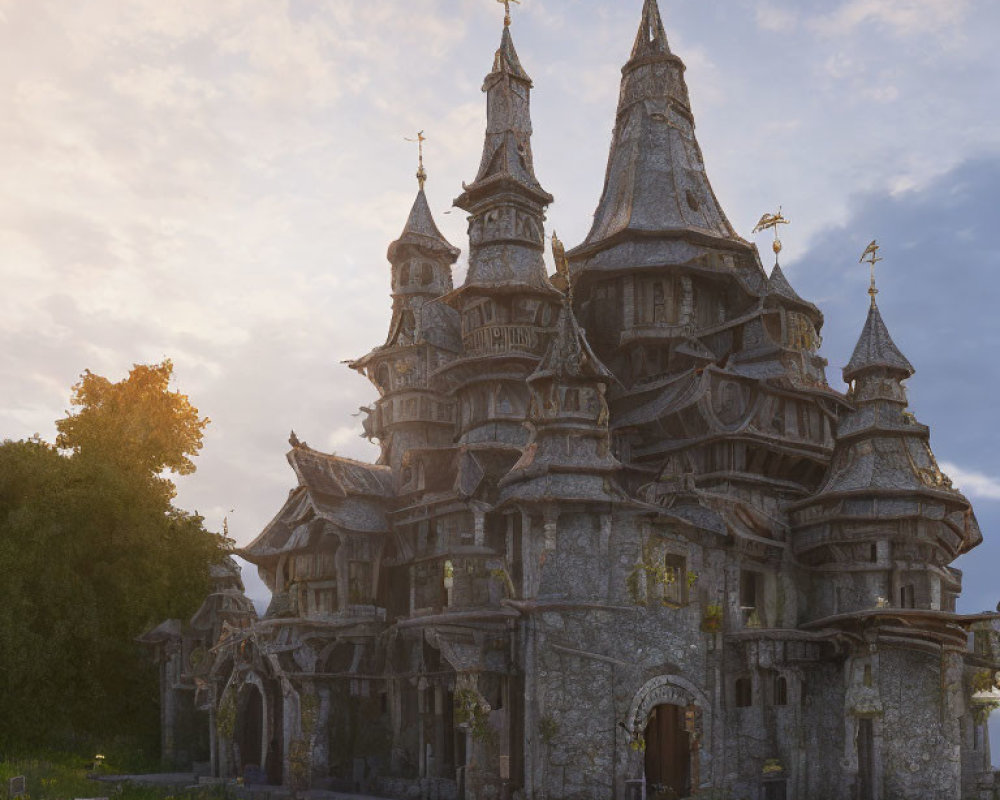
top-left (643, 704), bottom-right (690, 800)
top-left (237, 686), bottom-right (265, 778)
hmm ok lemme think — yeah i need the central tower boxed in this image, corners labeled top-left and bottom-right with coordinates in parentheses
top-left (439, 14), bottom-right (562, 450)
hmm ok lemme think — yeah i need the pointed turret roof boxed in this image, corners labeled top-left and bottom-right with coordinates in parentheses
top-left (455, 23), bottom-right (551, 209)
top-left (843, 301), bottom-right (914, 381)
top-left (570, 0), bottom-right (740, 254)
top-left (532, 301), bottom-right (614, 383)
top-left (388, 188), bottom-right (460, 262)
top-left (630, 0), bottom-right (671, 61)
top-left (766, 262), bottom-right (821, 319)
top-left (493, 25), bottom-right (531, 83)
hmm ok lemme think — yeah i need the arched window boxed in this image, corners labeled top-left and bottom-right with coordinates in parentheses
top-left (773, 674), bottom-right (788, 706)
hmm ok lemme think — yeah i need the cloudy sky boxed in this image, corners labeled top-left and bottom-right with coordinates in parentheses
top-left (2, 0), bottom-right (999, 748)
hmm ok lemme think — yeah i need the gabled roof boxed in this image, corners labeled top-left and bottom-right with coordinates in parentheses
top-left (843, 301), bottom-right (914, 381)
top-left (241, 447), bottom-right (393, 562)
top-left (287, 446), bottom-right (393, 500)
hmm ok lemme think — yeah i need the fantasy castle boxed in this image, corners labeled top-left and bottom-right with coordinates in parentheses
top-left (144, 2), bottom-right (1000, 798)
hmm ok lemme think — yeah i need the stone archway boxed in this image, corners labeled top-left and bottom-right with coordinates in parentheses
top-left (626, 675), bottom-right (714, 794)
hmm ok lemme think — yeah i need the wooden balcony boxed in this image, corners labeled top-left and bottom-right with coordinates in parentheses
top-left (463, 324), bottom-right (547, 357)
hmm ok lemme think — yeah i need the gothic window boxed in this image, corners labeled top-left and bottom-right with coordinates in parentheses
top-left (421, 262), bottom-right (434, 285)
top-left (899, 584), bottom-right (915, 609)
top-left (496, 384), bottom-right (513, 415)
top-left (400, 263), bottom-right (410, 286)
top-left (663, 553), bottom-right (686, 606)
top-left (638, 278), bottom-right (676, 324)
top-left (563, 388), bottom-right (580, 412)
top-left (316, 551), bottom-right (336, 578)
top-left (313, 586), bottom-right (337, 615)
top-left (375, 363), bottom-right (391, 394)
top-left (734, 676), bottom-right (753, 708)
top-left (740, 569), bottom-right (765, 626)
top-left (773, 675), bottom-right (788, 706)
top-left (348, 561), bottom-right (372, 604)
top-left (863, 664), bottom-right (873, 687)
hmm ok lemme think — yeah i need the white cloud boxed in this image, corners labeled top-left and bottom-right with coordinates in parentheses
top-left (940, 462), bottom-right (1000, 501)
top-left (755, 2), bottom-right (798, 33)
top-left (813, 0), bottom-right (970, 37)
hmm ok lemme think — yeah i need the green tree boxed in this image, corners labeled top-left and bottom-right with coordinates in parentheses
top-left (0, 363), bottom-right (228, 754)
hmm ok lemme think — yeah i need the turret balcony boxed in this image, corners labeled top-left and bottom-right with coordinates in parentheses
top-left (463, 324), bottom-right (547, 357)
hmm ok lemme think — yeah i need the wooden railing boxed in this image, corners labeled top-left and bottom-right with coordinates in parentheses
top-left (463, 324), bottom-right (546, 356)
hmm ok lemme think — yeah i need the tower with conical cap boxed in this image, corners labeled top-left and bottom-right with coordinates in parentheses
top-left (349, 165), bottom-right (461, 479)
top-left (153, 7), bottom-right (999, 800)
top-left (440, 10), bottom-right (562, 452)
top-left (569, 0), bottom-right (841, 504)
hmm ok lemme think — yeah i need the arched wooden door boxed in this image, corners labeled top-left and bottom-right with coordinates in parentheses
top-left (644, 704), bottom-right (691, 799)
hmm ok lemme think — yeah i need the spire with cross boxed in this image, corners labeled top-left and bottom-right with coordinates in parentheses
top-left (497, 0), bottom-right (520, 27)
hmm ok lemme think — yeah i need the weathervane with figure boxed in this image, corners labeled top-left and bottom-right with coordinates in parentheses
top-left (752, 207), bottom-right (791, 266)
top-left (860, 239), bottom-right (883, 306)
top-left (405, 130), bottom-right (428, 190)
top-left (497, 0), bottom-right (520, 27)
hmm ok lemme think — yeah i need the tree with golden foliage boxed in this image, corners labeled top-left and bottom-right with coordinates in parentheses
top-left (0, 361), bottom-right (228, 753)
top-left (55, 359), bottom-right (209, 499)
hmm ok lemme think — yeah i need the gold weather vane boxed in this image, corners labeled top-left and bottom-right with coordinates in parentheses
top-left (497, 0), bottom-right (520, 27)
top-left (860, 240), bottom-right (883, 306)
top-left (752, 207), bottom-right (791, 264)
top-left (405, 130), bottom-right (427, 190)
top-left (551, 230), bottom-right (571, 296)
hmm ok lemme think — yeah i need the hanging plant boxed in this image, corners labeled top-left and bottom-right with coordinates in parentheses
top-left (701, 603), bottom-right (723, 633)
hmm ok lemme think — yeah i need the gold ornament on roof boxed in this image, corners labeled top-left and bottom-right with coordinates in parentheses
top-left (551, 230), bottom-right (572, 296)
top-left (497, 0), bottom-right (520, 27)
top-left (860, 239), bottom-right (883, 306)
top-left (753, 207), bottom-right (790, 263)
top-left (405, 130), bottom-right (428, 190)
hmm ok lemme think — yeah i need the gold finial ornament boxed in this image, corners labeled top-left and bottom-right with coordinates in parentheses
top-left (860, 239), bottom-right (883, 306)
top-left (551, 230), bottom-right (572, 296)
top-left (497, 0), bottom-right (520, 27)
top-left (405, 130), bottom-right (428, 190)
top-left (752, 207), bottom-right (791, 263)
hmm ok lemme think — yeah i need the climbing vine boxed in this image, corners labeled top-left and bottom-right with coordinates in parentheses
top-left (217, 687), bottom-right (237, 738)
top-left (454, 687), bottom-right (494, 743)
top-left (301, 691), bottom-right (320, 737)
top-left (625, 543), bottom-right (698, 607)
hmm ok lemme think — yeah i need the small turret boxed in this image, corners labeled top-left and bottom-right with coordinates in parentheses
top-left (500, 301), bottom-right (624, 502)
top-left (791, 279), bottom-right (980, 618)
top-left (349, 162), bottom-right (461, 473)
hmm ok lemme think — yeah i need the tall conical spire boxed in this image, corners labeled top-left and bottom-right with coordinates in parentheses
top-left (456, 25), bottom-right (549, 205)
top-left (572, 0), bottom-right (739, 252)
top-left (453, 17), bottom-right (553, 291)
